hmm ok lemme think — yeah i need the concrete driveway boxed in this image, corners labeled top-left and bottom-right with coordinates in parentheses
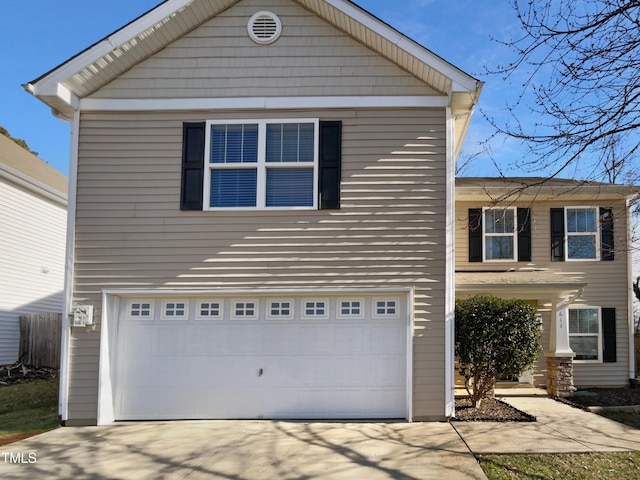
top-left (0, 420), bottom-right (487, 479)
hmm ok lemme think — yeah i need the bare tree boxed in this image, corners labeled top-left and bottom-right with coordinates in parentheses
top-left (485, 0), bottom-right (640, 183)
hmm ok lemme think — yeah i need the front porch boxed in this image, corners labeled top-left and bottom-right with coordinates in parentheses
top-left (456, 269), bottom-right (587, 397)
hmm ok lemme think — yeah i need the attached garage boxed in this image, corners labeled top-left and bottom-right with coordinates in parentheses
top-left (99, 290), bottom-right (411, 423)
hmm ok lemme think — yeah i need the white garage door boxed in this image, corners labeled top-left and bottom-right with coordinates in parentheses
top-left (114, 293), bottom-right (408, 420)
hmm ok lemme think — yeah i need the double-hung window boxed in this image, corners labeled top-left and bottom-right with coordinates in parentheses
top-left (204, 119), bottom-right (319, 209)
top-left (565, 207), bottom-right (599, 260)
top-left (568, 307), bottom-right (601, 361)
top-left (483, 207), bottom-right (517, 261)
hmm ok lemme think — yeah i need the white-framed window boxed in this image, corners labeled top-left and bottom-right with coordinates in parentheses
top-left (565, 207), bottom-right (599, 260)
top-left (196, 301), bottom-right (223, 320)
top-left (232, 300), bottom-right (258, 320)
top-left (267, 299), bottom-right (294, 320)
top-left (569, 307), bottom-right (601, 361)
top-left (337, 299), bottom-right (364, 319)
top-left (203, 119), bottom-right (319, 210)
top-left (483, 207), bottom-right (517, 261)
top-left (161, 300), bottom-right (188, 320)
top-left (373, 299), bottom-right (399, 318)
top-left (302, 299), bottom-right (329, 319)
top-left (128, 300), bottom-right (153, 319)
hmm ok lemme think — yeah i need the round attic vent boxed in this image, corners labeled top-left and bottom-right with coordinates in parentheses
top-left (248, 11), bottom-right (282, 45)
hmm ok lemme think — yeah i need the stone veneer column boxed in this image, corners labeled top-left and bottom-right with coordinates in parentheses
top-left (545, 353), bottom-right (575, 397)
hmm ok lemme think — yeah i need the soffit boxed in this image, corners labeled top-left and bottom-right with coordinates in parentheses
top-left (456, 270), bottom-right (587, 299)
top-left (456, 177), bottom-right (640, 202)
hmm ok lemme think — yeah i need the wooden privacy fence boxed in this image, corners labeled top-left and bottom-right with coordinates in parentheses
top-left (19, 313), bottom-right (62, 369)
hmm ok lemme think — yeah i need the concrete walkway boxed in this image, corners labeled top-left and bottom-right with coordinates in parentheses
top-left (1, 393), bottom-right (639, 480)
top-left (455, 393), bottom-right (640, 454)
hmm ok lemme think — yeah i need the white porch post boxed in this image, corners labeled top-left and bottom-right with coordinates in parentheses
top-left (546, 297), bottom-right (576, 397)
top-left (549, 298), bottom-right (574, 355)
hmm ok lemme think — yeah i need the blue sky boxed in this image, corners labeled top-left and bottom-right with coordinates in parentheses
top-left (0, 0), bottom-right (525, 176)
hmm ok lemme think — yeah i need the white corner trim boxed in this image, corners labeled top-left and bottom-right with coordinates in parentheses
top-left (445, 107), bottom-right (456, 417)
top-left (406, 287), bottom-right (414, 422)
top-left (627, 197), bottom-right (636, 379)
top-left (59, 109), bottom-right (80, 423)
top-left (79, 96), bottom-right (448, 112)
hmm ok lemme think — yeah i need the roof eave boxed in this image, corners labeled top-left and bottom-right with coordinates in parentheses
top-left (26, 0), bottom-right (482, 122)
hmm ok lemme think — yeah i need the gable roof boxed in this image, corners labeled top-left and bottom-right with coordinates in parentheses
top-left (24, 0), bottom-right (482, 156)
top-left (0, 134), bottom-right (68, 206)
top-left (456, 177), bottom-right (640, 202)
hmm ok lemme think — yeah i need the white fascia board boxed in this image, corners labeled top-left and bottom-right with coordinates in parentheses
top-left (317, 0), bottom-right (480, 93)
top-left (30, 0), bottom-right (195, 93)
top-left (80, 96), bottom-right (448, 112)
top-left (102, 287), bottom-right (413, 297)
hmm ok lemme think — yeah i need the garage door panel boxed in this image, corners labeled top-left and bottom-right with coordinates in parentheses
top-left (372, 325), bottom-right (405, 353)
top-left (119, 324), bottom-right (154, 354)
top-left (298, 325), bottom-right (334, 354)
top-left (115, 294), bottom-right (408, 420)
top-left (334, 325), bottom-right (367, 353)
top-left (228, 325), bottom-right (265, 354)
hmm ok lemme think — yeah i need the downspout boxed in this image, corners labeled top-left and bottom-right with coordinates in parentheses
top-left (445, 109), bottom-right (472, 417)
top-left (627, 196), bottom-right (636, 381)
top-left (58, 109), bottom-right (80, 425)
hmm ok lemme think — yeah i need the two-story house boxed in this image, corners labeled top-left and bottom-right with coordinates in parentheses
top-left (456, 177), bottom-right (638, 397)
top-left (25, 0), bottom-right (483, 425)
top-left (24, 0), bottom-right (636, 427)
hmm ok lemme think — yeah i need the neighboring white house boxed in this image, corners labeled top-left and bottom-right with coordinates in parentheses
top-left (0, 133), bottom-right (67, 364)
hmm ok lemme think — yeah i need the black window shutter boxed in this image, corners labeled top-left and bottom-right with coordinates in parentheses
top-left (319, 121), bottom-right (342, 210)
top-left (600, 207), bottom-right (614, 261)
top-left (468, 208), bottom-right (483, 262)
top-left (180, 122), bottom-right (205, 211)
top-left (517, 208), bottom-right (532, 262)
top-left (602, 307), bottom-right (617, 363)
top-left (550, 208), bottom-right (565, 262)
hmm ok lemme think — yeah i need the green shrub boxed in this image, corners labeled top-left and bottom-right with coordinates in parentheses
top-left (455, 295), bottom-right (541, 407)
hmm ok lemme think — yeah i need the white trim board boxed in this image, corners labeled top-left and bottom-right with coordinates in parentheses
top-left (97, 287), bottom-right (414, 424)
top-left (79, 96), bottom-right (449, 112)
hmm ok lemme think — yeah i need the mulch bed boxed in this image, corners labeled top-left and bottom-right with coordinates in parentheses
top-left (453, 397), bottom-right (536, 422)
top-left (0, 362), bottom-right (57, 386)
top-left (560, 387), bottom-right (640, 409)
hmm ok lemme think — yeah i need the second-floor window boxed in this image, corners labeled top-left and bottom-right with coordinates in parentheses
top-left (483, 207), bottom-right (517, 261)
top-left (550, 207), bottom-right (614, 262)
top-left (204, 119), bottom-right (319, 210)
top-left (565, 207), bottom-right (598, 260)
top-left (468, 207), bottom-right (531, 263)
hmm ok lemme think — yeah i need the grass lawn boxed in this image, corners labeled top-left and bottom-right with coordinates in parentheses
top-left (0, 379), bottom-right (59, 446)
top-left (480, 452), bottom-right (640, 479)
top-left (597, 410), bottom-right (640, 429)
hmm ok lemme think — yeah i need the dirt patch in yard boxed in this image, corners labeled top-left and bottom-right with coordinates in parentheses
top-left (0, 432), bottom-right (43, 447)
top-left (0, 363), bottom-right (57, 386)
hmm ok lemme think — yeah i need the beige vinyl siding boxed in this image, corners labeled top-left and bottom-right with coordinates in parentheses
top-left (0, 179), bottom-right (66, 364)
top-left (455, 201), bottom-right (632, 387)
top-left (68, 107), bottom-right (448, 422)
top-left (90, 0), bottom-right (437, 100)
